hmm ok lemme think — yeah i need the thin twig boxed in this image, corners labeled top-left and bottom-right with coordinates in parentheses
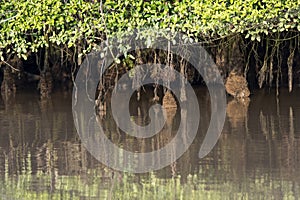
top-left (0, 15), bottom-right (17, 24)
top-left (2, 60), bottom-right (20, 72)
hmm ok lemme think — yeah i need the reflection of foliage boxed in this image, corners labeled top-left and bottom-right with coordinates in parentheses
top-left (0, 170), bottom-right (298, 200)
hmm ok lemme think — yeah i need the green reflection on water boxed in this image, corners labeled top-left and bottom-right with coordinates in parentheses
top-left (0, 168), bottom-right (299, 200)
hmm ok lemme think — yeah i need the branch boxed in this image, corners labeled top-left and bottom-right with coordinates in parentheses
top-left (0, 15), bottom-right (17, 24)
top-left (1, 60), bottom-right (21, 72)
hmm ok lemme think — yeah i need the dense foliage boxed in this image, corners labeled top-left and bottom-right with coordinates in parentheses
top-left (0, 0), bottom-right (299, 93)
top-left (1, 0), bottom-right (299, 57)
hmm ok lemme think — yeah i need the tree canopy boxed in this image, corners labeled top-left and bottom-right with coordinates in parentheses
top-left (1, 0), bottom-right (299, 61)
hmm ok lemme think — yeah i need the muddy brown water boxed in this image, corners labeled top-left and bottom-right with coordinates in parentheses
top-left (0, 87), bottom-right (300, 199)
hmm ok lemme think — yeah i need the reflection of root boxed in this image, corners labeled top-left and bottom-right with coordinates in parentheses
top-left (164, 107), bottom-right (177, 127)
top-left (226, 98), bottom-right (250, 128)
top-left (158, 107), bottom-right (177, 147)
top-left (158, 91), bottom-right (177, 147)
top-left (162, 91), bottom-right (177, 127)
top-left (39, 97), bottom-right (53, 113)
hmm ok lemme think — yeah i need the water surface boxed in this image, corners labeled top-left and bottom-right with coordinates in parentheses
top-left (0, 87), bottom-right (300, 199)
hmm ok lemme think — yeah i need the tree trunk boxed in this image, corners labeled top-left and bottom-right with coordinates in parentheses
top-left (1, 56), bottom-right (22, 99)
top-left (39, 46), bottom-right (53, 98)
top-left (228, 36), bottom-right (245, 74)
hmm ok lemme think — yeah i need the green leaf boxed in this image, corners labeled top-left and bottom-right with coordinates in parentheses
top-left (114, 58), bottom-right (121, 64)
top-left (128, 54), bottom-right (135, 60)
top-left (256, 35), bottom-right (261, 42)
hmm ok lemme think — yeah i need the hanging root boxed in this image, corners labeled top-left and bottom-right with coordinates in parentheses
top-left (179, 57), bottom-right (187, 102)
top-left (153, 84), bottom-right (159, 102)
top-left (287, 44), bottom-right (295, 92)
top-left (268, 43), bottom-right (277, 87)
top-left (258, 39), bottom-right (269, 88)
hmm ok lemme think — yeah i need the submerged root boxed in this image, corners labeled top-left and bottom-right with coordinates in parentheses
top-left (162, 90), bottom-right (177, 109)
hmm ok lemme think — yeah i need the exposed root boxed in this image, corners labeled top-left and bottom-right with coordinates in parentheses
top-left (225, 70), bottom-right (250, 98)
